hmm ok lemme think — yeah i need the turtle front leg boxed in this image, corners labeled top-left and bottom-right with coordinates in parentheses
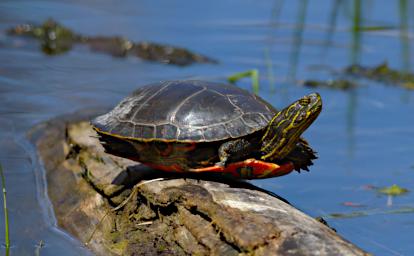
top-left (217, 138), bottom-right (254, 166)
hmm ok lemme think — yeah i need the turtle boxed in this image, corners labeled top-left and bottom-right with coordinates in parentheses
top-left (91, 80), bottom-right (322, 179)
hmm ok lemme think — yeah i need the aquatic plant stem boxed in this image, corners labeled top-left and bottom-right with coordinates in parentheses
top-left (264, 48), bottom-right (276, 92)
top-left (35, 240), bottom-right (44, 256)
top-left (0, 163), bottom-right (10, 255)
top-left (351, 0), bottom-right (362, 64)
top-left (398, 0), bottom-right (410, 71)
top-left (288, 0), bottom-right (308, 80)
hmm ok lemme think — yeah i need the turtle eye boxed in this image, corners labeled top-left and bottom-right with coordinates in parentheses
top-left (294, 111), bottom-right (305, 123)
top-left (299, 97), bottom-right (310, 106)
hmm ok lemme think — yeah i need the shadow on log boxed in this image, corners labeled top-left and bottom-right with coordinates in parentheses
top-left (27, 109), bottom-right (369, 256)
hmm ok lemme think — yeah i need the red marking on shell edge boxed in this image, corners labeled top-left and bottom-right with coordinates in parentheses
top-left (175, 142), bottom-right (197, 152)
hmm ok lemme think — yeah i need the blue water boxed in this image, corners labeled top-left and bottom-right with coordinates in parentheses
top-left (0, 0), bottom-right (413, 255)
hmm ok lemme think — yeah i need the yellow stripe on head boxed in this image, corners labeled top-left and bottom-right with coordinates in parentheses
top-left (260, 93), bottom-right (322, 161)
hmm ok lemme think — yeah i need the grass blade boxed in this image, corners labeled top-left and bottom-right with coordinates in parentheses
top-left (227, 69), bottom-right (259, 94)
top-left (0, 163), bottom-right (10, 256)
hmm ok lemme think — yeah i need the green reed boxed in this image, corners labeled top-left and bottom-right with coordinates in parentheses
top-left (0, 163), bottom-right (10, 256)
top-left (227, 69), bottom-right (260, 94)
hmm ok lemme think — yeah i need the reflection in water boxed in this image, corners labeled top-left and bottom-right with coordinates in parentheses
top-left (345, 0), bottom-right (362, 158)
top-left (351, 0), bottom-right (362, 65)
top-left (264, 0), bottom-right (284, 93)
top-left (320, 0), bottom-right (342, 59)
top-left (399, 0), bottom-right (411, 103)
top-left (398, 0), bottom-right (410, 71)
top-left (346, 91), bottom-right (357, 158)
top-left (288, 0), bottom-right (308, 81)
top-left (264, 47), bottom-right (276, 92)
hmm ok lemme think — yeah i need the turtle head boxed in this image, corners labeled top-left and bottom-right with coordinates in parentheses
top-left (260, 93), bottom-right (322, 161)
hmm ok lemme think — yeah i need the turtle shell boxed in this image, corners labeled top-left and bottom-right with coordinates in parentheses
top-left (92, 80), bottom-right (277, 142)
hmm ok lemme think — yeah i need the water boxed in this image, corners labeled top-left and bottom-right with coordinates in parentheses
top-left (0, 0), bottom-right (413, 255)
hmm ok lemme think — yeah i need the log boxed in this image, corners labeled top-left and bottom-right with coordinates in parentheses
top-left (27, 110), bottom-right (369, 256)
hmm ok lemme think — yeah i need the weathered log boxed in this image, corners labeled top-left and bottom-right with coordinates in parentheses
top-left (28, 110), bottom-right (369, 256)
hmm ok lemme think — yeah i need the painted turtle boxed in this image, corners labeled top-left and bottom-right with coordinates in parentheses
top-left (91, 80), bottom-right (322, 179)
